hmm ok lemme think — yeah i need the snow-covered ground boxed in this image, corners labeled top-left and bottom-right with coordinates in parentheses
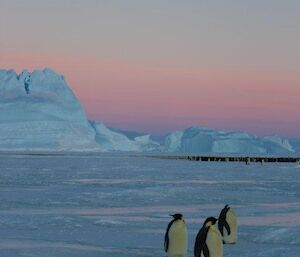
top-left (0, 154), bottom-right (299, 257)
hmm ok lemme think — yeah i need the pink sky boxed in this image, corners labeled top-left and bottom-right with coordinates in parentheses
top-left (1, 51), bottom-right (299, 137)
top-left (1, 1), bottom-right (300, 137)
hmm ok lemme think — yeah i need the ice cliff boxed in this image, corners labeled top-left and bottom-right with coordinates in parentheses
top-left (90, 121), bottom-right (161, 152)
top-left (163, 127), bottom-right (294, 154)
top-left (0, 68), bottom-right (100, 151)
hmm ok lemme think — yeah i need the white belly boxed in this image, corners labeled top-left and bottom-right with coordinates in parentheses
top-left (167, 221), bottom-right (188, 257)
top-left (201, 226), bottom-right (223, 257)
top-left (223, 209), bottom-right (237, 244)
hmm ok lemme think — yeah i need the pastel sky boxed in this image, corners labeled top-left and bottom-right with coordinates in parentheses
top-left (1, 0), bottom-right (299, 137)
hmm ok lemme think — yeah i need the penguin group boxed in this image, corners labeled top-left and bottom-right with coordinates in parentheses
top-left (164, 205), bottom-right (237, 257)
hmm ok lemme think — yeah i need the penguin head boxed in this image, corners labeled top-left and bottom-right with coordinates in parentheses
top-left (170, 213), bottom-right (184, 221)
top-left (203, 217), bottom-right (218, 227)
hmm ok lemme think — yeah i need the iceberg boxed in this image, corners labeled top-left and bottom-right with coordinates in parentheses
top-left (134, 134), bottom-right (162, 152)
top-left (0, 68), bottom-right (100, 151)
top-left (164, 127), bottom-right (294, 154)
top-left (0, 68), bottom-right (295, 154)
top-left (90, 121), bottom-right (139, 152)
top-left (90, 121), bottom-right (161, 152)
top-left (289, 138), bottom-right (300, 153)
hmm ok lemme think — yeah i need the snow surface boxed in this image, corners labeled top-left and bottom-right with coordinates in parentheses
top-left (0, 154), bottom-right (299, 257)
top-left (0, 68), bottom-right (100, 151)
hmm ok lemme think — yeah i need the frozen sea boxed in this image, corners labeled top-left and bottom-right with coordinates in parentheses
top-left (0, 154), bottom-right (299, 257)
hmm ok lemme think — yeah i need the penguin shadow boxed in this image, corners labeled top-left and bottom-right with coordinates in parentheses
top-left (164, 205), bottom-right (237, 257)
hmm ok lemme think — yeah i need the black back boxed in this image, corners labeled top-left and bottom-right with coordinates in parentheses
top-left (218, 205), bottom-right (231, 236)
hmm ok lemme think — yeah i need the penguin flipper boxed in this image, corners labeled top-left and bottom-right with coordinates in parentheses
top-left (164, 220), bottom-right (174, 252)
top-left (164, 230), bottom-right (169, 252)
top-left (218, 219), bottom-right (224, 236)
top-left (194, 244), bottom-right (200, 257)
top-left (164, 238), bottom-right (169, 252)
top-left (218, 205), bottom-right (230, 236)
top-left (194, 227), bottom-right (209, 257)
top-left (203, 243), bottom-right (210, 257)
top-left (194, 231), bottom-right (200, 256)
top-left (224, 220), bottom-right (231, 235)
top-left (194, 239), bottom-right (202, 257)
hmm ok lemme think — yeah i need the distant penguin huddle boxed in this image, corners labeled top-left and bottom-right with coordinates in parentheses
top-left (164, 205), bottom-right (237, 257)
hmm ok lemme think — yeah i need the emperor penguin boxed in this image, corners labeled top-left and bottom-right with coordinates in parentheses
top-left (218, 205), bottom-right (237, 244)
top-left (194, 217), bottom-right (223, 257)
top-left (164, 213), bottom-right (188, 257)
